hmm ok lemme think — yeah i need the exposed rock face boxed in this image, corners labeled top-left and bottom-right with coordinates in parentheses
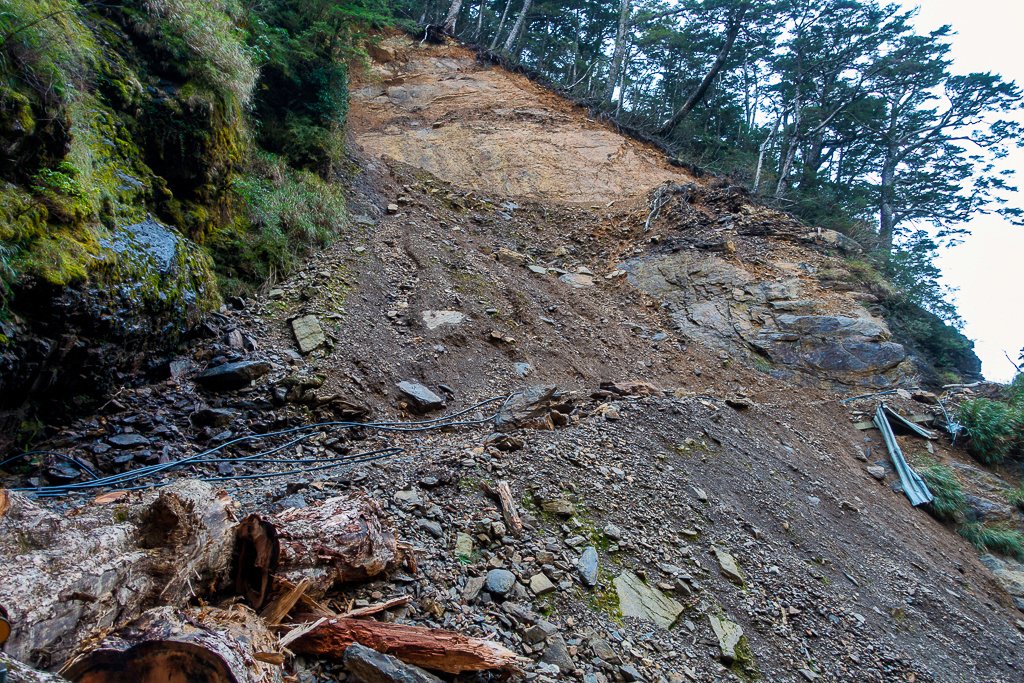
top-left (622, 251), bottom-right (907, 386)
top-left (0, 219), bottom-right (217, 442)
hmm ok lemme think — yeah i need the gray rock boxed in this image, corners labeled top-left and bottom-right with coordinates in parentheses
top-left (195, 360), bottom-right (273, 391)
top-left (417, 519), bottom-right (443, 538)
top-left (713, 547), bottom-right (744, 585)
top-left (462, 575), bottom-right (486, 602)
top-left (454, 532), bottom-right (474, 561)
top-left (541, 634), bottom-right (576, 673)
top-left (107, 433), bottom-right (151, 448)
top-left (577, 546), bottom-right (599, 587)
top-left (343, 642), bottom-right (443, 683)
top-left (614, 570), bottom-right (684, 628)
top-left (530, 573), bottom-right (556, 595)
top-left (397, 381), bottom-right (445, 412)
top-left (866, 465), bottom-right (886, 480)
top-left (190, 407), bottom-right (237, 427)
top-left (619, 664), bottom-right (646, 682)
top-left (485, 568), bottom-right (517, 596)
top-left (589, 638), bottom-right (620, 664)
top-left (422, 310), bottom-right (467, 329)
top-left (292, 315), bottom-right (326, 354)
top-left (709, 614), bottom-right (744, 663)
top-left (559, 273), bottom-right (594, 288)
top-left (603, 524), bottom-right (623, 541)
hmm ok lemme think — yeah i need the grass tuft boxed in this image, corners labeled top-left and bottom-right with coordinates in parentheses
top-left (918, 461), bottom-right (968, 523)
top-left (957, 522), bottom-right (1024, 561)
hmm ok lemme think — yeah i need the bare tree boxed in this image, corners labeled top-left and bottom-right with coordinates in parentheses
top-left (442, 0), bottom-right (464, 35)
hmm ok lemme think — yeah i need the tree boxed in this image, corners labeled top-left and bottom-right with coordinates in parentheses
top-left (865, 26), bottom-right (1024, 252)
top-left (442, 0), bottom-right (464, 33)
top-left (501, 0), bottom-right (533, 56)
top-left (657, 0), bottom-right (749, 135)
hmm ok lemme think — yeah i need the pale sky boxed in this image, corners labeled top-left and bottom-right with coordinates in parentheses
top-left (903, 1), bottom-right (1024, 382)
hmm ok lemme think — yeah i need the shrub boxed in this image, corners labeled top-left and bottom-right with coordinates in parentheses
top-left (918, 462), bottom-right (968, 523)
top-left (958, 397), bottom-right (1024, 465)
top-left (957, 522), bottom-right (1024, 561)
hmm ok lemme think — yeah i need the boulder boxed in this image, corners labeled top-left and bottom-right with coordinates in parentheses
top-left (396, 381), bottom-right (445, 412)
top-left (709, 614), bottom-right (744, 663)
top-left (343, 642), bottom-right (444, 683)
top-left (577, 546), bottom-right (599, 587)
top-left (292, 315), bottom-right (326, 354)
top-left (196, 360), bottom-right (273, 391)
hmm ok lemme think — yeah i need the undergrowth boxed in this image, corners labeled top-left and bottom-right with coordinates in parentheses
top-left (957, 522), bottom-right (1024, 561)
top-left (213, 151), bottom-right (347, 293)
top-left (918, 462), bottom-right (968, 523)
top-left (958, 374), bottom-right (1024, 465)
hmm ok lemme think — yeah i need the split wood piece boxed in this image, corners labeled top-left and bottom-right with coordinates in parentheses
top-left (0, 480), bottom-right (238, 670)
top-left (260, 578), bottom-right (312, 626)
top-left (269, 494), bottom-right (405, 595)
top-left (481, 480), bottom-right (524, 536)
top-left (340, 596), bottom-right (412, 619)
top-left (287, 617), bottom-right (520, 674)
top-left (62, 605), bottom-right (284, 683)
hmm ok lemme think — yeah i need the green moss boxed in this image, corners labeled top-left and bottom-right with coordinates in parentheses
top-left (729, 635), bottom-right (761, 681)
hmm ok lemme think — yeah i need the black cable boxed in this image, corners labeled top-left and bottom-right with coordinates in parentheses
top-left (6, 394), bottom-right (513, 497)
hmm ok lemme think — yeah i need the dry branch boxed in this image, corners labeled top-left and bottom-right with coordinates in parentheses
top-left (288, 617), bottom-right (520, 674)
top-left (481, 480), bottom-right (523, 536)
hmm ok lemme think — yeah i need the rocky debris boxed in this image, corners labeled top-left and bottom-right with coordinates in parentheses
top-left (343, 643), bottom-right (444, 683)
top-left (495, 247), bottom-right (528, 266)
top-left (613, 571), bottom-right (684, 629)
top-left (396, 381), bottom-right (445, 412)
top-left (800, 228), bottom-right (863, 255)
top-left (708, 614), bottom-right (744, 663)
top-left (979, 555), bottom-right (1024, 611)
top-left (484, 433), bottom-right (525, 451)
top-left (292, 315), bottom-right (327, 354)
top-left (577, 546), bottom-right (599, 587)
top-left (422, 310), bottom-right (467, 330)
top-left (195, 360), bottom-right (273, 391)
top-left (190, 407), bottom-right (237, 427)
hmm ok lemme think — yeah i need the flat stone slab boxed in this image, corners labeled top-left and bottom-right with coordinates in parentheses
top-left (195, 360), bottom-right (273, 391)
top-left (422, 310), bottom-right (467, 329)
top-left (559, 273), bottom-right (594, 288)
top-left (530, 572), bottom-right (556, 595)
top-left (714, 547), bottom-right (745, 585)
top-left (709, 614), bottom-right (744, 662)
top-left (614, 570), bottom-right (683, 629)
top-left (292, 315), bottom-right (326, 354)
top-left (397, 380), bottom-right (445, 412)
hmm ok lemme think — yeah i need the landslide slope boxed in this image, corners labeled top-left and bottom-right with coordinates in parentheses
top-left (10, 36), bottom-right (1024, 683)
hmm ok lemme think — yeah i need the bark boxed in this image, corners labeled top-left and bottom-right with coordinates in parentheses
top-left (658, 4), bottom-right (747, 136)
top-left (269, 494), bottom-right (407, 596)
top-left (878, 154), bottom-right (897, 253)
top-left (501, 0), bottom-right (533, 56)
top-left (287, 618), bottom-right (520, 674)
top-left (604, 0), bottom-right (631, 104)
top-left (0, 654), bottom-right (67, 683)
top-left (441, 0), bottom-right (463, 35)
top-left (62, 605), bottom-right (284, 683)
top-left (0, 481), bottom-right (238, 670)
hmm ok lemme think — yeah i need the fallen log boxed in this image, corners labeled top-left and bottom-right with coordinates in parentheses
top-left (0, 481), bottom-right (238, 670)
top-left (62, 605), bottom-right (283, 683)
top-left (268, 494), bottom-right (406, 595)
top-left (287, 617), bottom-right (520, 674)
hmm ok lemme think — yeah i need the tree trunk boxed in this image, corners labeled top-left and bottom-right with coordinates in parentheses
top-left (474, 0), bottom-right (484, 39)
top-left (0, 481), bottom-right (238, 671)
top-left (287, 618), bottom-right (520, 674)
top-left (501, 0), bottom-right (532, 56)
top-left (442, 0), bottom-right (464, 35)
top-left (61, 605), bottom-right (284, 683)
top-left (604, 0), bottom-right (631, 104)
top-left (489, 0), bottom-right (512, 50)
top-left (267, 494), bottom-right (408, 597)
top-left (658, 3), bottom-right (747, 135)
top-left (878, 155), bottom-right (897, 253)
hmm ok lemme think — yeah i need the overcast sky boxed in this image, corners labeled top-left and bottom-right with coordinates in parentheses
top-left (902, 1), bottom-right (1024, 382)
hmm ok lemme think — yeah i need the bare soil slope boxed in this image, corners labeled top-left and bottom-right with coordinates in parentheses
top-left (7, 36), bottom-right (1024, 683)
